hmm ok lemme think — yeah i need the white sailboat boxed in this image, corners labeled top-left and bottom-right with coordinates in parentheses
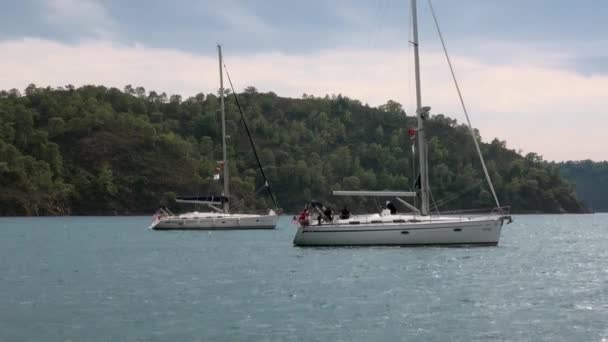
top-left (150, 45), bottom-right (279, 230)
top-left (293, 0), bottom-right (512, 246)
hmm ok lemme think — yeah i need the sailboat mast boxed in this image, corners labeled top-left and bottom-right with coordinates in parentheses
top-left (218, 45), bottom-right (229, 213)
top-left (411, 0), bottom-right (430, 215)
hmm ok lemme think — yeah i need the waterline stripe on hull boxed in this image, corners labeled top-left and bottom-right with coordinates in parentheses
top-left (294, 242), bottom-right (499, 247)
top-left (302, 224), bottom-right (495, 233)
top-left (153, 225), bottom-right (276, 230)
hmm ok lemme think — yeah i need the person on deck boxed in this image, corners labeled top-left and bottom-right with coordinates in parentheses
top-left (317, 206), bottom-right (325, 225)
top-left (323, 207), bottom-right (333, 222)
top-left (340, 206), bottom-right (350, 220)
top-left (386, 201), bottom-right (397, 215)
top-left (297, 208), bottom-right (309, 226)
top-left (309, 200), bottom-right (324, 225)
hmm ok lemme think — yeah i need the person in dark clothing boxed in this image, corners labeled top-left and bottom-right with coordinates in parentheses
top-left (323, 207), bottom-right (333, 222)
top-left (309, 200), bottom-right (324, 225)
top-left (386, 201), bottom-right (397, 215)
top-left (317, 207), bottom-right (323, 225)
top-left (340, 206), bottom-right (350, 220)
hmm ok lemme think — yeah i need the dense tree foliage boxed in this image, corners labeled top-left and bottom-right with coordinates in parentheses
top-left (559, 160), bottom-right (608, 212)
top-left (0, 84), bottom-right (585, 215)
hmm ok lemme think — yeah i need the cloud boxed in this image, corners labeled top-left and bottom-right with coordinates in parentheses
top-left (44, 0), bottom-right (115, 40)
top-left (215, 2), bottom-right (277, 37)
top-left (1, 38), bottom-right (606, 161)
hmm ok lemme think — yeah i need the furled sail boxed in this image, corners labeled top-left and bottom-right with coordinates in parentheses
top-left (175, 195), bottom-right (227, 204)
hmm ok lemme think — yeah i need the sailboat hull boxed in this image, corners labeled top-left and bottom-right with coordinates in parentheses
top-left (151, 214), bottom-right (278, 230)
top-left (293, 216), bottom-right (504, 246)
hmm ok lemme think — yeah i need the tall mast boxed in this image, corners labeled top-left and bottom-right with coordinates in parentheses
top-left (218, 45), bottom-right (229, 213)
top-left (411, 0), bottom-right (430, 215)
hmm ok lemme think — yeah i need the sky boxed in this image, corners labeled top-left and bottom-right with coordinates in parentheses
top-left (1, 0), bottom-right (607, 161)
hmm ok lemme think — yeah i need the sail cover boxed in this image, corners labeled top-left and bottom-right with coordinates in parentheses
top-left (176, 195), bottom-right (227, 204)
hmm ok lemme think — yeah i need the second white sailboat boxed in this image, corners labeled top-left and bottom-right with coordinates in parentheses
top-left (151, 45), bottom-right (279, 230)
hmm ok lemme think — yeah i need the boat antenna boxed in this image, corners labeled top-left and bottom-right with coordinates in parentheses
top-left (221, 61), bottom-right (280, 209)
top-left (426, 0), bottom-right (501, 208)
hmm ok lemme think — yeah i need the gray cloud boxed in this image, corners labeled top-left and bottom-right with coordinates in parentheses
top-left (2, 0), bottom-right (606, 75)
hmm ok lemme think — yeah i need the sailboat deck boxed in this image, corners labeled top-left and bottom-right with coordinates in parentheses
top-left (174, 211), bottom-right (272, 219)
top-left (311, 213), bottom-right (504, 227)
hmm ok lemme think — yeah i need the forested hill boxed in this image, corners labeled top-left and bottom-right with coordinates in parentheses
top-left (559, 160), bottom-right (608, 212)
top-left (0, 85), bottom-right (585, 215)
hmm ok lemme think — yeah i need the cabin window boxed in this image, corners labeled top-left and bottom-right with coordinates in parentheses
top-left (401, 231), bottom-right (409, 235)
top-left (349, 221), bottom-right (360, 225)
top-left (454, 228), bottom-right (462, 232)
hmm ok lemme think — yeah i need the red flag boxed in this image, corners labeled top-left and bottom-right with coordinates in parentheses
top-left (407, 128), bottom-right (417, 139)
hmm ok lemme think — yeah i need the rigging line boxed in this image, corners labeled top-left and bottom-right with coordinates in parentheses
top-left (437, 183), bottom-right (478, 204)
top-left (435, 180), bottom-right (483, 208)
top-left (426, 0), bottom-right (501, 209)
top-left (221, 61), bottom-right (280, 209)
top-left (253, 183), bottom-right (269, 196)
top-left (436, 180), bottom-right (482, 206)
top-left (229, 189), bottom-right (260, 212)
top-left (428, 185), bottom-right (441, 215)
top-left (229, 183), bottom-right (268, 211)
top-left (373, 197), bottom-right (380, 213)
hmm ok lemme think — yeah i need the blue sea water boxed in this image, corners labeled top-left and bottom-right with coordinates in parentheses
top-left (0, 214), bottom-right (606, 341)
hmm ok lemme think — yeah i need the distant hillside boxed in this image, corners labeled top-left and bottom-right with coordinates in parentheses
top-left (559, 160), bottom-right (608, 212)
top-left (0, 84), bottom-right (585, 215)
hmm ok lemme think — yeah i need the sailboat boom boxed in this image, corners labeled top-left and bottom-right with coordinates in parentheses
top-left (333, 191), bottom-right (416, 197)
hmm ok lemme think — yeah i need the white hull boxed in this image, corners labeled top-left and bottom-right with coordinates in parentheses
top-left (150, 211), bottom-right (278, 230)
top-left (293, 214), bottom-right (506, 246)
